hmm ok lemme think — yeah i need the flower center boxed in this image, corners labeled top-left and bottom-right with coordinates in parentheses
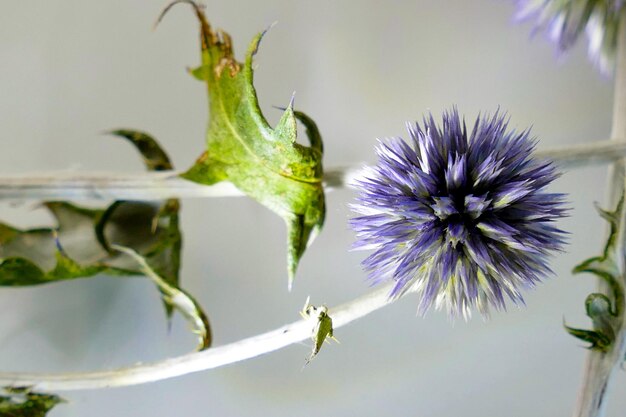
top-left (431, 194), bottom-right (492, 247)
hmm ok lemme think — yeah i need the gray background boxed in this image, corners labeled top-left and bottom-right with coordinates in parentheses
top-left (0, 0), bottom-right (622, 416)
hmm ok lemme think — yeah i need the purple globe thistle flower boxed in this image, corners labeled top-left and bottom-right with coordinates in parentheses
top-left (350, 109), bottom-right (567, 318)
top-left (515, 0), bottom-right (623, 74)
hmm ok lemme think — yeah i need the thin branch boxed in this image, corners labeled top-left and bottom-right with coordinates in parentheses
top-left (0, 140), bottom-right (625, 201)
top-left (0, 166), bottom-right (360, 201)
top-left (0, 99), bottom-right (625, 394)
top-left (0, 282), bottom-right (405, 391)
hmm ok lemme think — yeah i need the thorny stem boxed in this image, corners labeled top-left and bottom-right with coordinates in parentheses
top-left (572, 11), bottom-right (626, 417)
top-left (0, 282), bottom-right (406, 391)
top-left (0, 141), bottom-right (624, 200)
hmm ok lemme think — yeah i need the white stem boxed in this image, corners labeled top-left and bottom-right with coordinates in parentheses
top-left (0, 166), bottom-right (361, 201)
top-left (0, 76), bottom-right (624, 396)
top-left (0, 141), bottom-right (624, 201)
top-left (572, 11), bottom-right (626, 417)
top-left (0, 282), bottom-right (405, 391)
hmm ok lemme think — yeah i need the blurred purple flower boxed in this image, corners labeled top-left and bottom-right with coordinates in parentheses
top-left (350, 109), bottom-right (567, 318)
top-left (515, 0), bottom-right (623, 74)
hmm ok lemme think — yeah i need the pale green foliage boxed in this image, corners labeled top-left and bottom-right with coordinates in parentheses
top-left (565, 196), bottom-right (625, 351)
top-left (300, 297), bottom-right (338, 365)
top-left (169, 1), bottom-right (326, 290)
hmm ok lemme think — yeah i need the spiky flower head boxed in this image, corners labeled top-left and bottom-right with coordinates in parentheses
top-left (350, 109), bottom-right (566, 318)
top-left (515, 0), bottom-right (623, 74)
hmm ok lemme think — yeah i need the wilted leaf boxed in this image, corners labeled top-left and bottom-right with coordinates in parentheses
top-left (160, 1), bottom-right (325, 289)
top-left (0, 387), bottom-right (63, 417)
top-left (113, 244), bottom-right (210, 350)
top-left (109, 129), bottom-right (173, 171)
top-left (0, 201), bottom-right (167, 283)
top-left (0, 131), bottom-right (195, 328)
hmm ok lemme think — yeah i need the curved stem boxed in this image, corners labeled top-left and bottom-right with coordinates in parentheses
top-left (0, 282), bottom-right (406, 391)
top-left (0, 141), bottom-right (624, 200)
top-left (572, 11), bottom-right (626, 417)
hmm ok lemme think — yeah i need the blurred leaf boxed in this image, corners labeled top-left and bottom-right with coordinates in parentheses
top-left (585, 293), bottom-right (616, 340)
top-left (0, 131), bottom-right (192, 326)
top-left (0, 199), bottom-right (161, 284)
top-left (0, 387), bottom-right (64, 417)
top-left (113, 245), bottom-right (211, 350)
top-left (109, 129), bottom-right (173, 171)
top-left (572, 198), bottom-right (624, 312)
top-left (566, 195), bottom-right (625, 350)
top-left (563, 324), bottom-right (612, 352)
top-left (162, 1), bottom-right (325, 290)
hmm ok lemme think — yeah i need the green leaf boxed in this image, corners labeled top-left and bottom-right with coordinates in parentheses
top-left (0, 201), bottom-right (133, 285)
top-left (572, 195), bottom-right (624, 315)
top-left (585, 293), bottom-right (616, 338)
top-left (300, 297), bottom-right (337, 365)
top-left (112, 245), bottom-right (211, 350)
top-left (0, 387), bottom-right (64, 417)
top-left (0, 130), bottom-right (202, 337)
top-left (563, 324), bottom-right (612, 352)
top-left (166, 1), bottom-right (325, 290)
top-left (566, 195), bottom-right (626, 350)
top-left (109, 129), bottom-right (173, 171)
